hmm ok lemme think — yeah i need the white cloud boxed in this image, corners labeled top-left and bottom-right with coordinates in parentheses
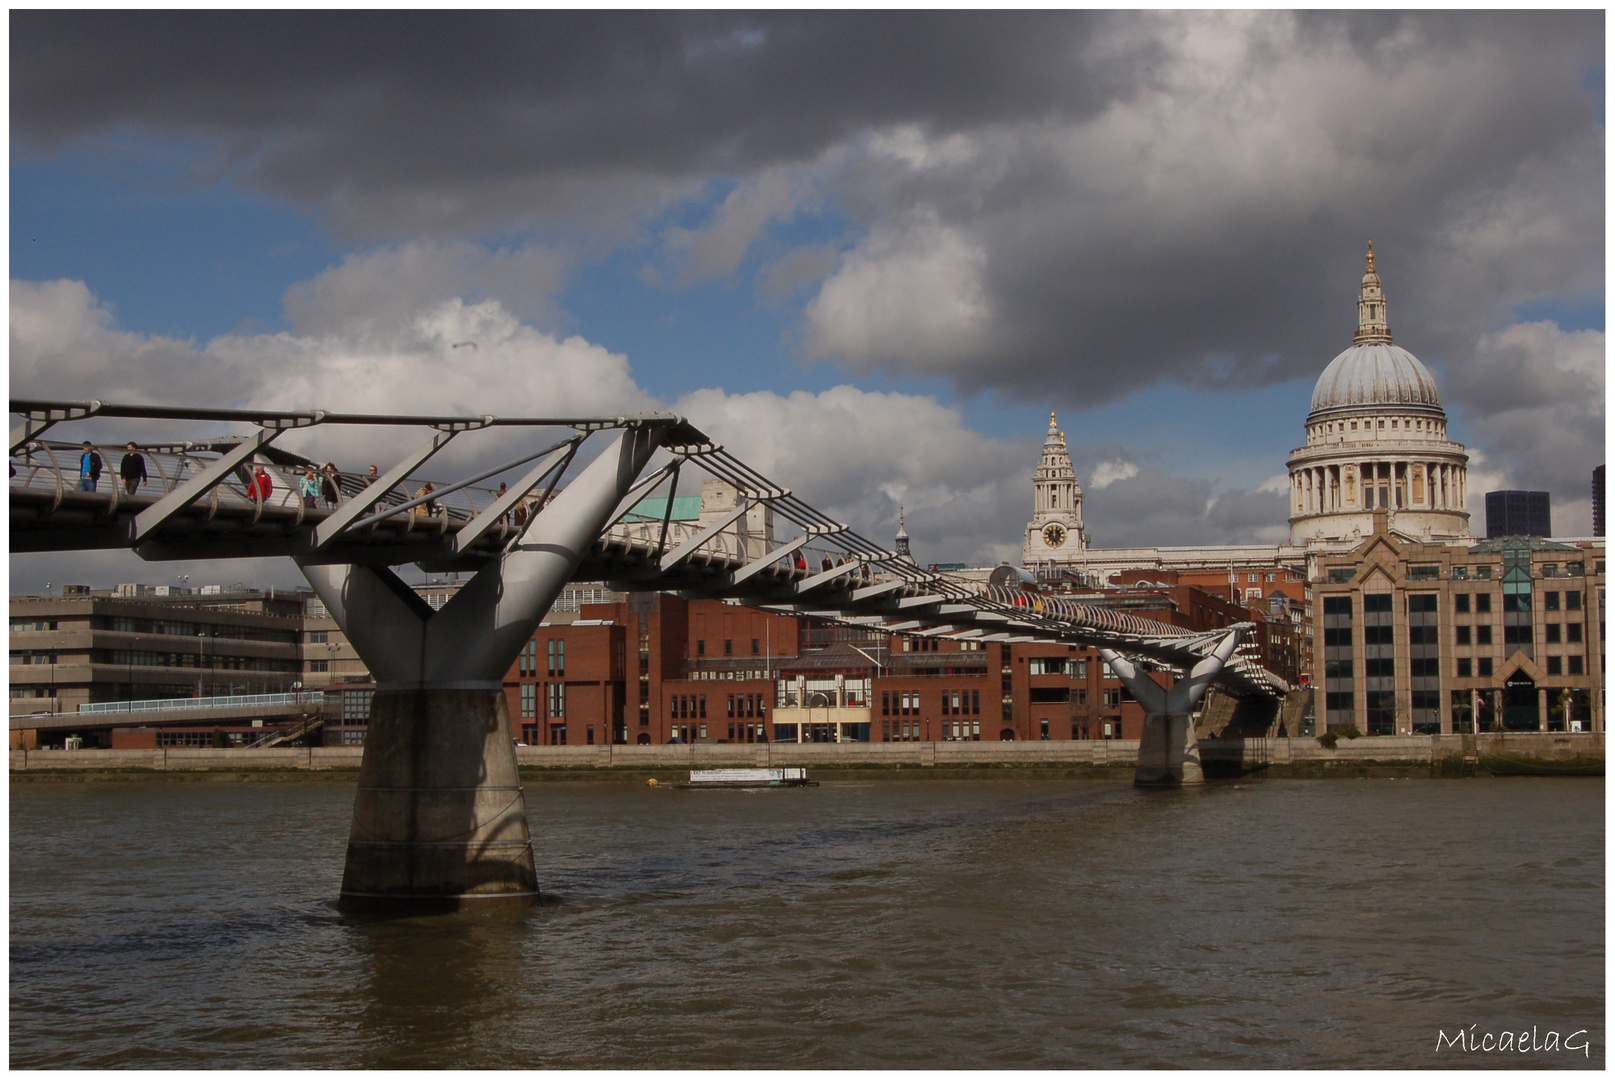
top-left (674, 384), bottom-right (1033, 564)
top-left (1088, 460), bottom-right (1139, 489)
top-left (282, 240), bottom-right (569, 336)
top-left (10, 277), bottom-right (653, 473)
top-left (802, 212), bottom-right (991, 370)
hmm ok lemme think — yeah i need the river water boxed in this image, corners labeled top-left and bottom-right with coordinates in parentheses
top-left (10, 777), bottom-right (1603, 1068)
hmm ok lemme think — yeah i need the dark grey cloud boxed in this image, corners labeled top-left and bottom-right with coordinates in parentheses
top-left (11, 10), bottom-right (1121, 236)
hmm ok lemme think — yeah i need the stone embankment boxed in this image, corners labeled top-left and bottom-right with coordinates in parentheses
top-left (9, 732), bottom-right (1601, 780)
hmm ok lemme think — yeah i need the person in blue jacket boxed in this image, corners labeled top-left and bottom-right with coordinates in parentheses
top-left (78, 441), bottom-right (103, 492)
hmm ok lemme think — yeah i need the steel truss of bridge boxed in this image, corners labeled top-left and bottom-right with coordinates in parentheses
top-left (13, 397), bottom-right (1286, 908)
top-left (11, 398), bottom-right (1285, 699)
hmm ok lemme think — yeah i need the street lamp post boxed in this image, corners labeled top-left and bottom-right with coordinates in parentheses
top-left (197, 630), bottom-right (208, 699)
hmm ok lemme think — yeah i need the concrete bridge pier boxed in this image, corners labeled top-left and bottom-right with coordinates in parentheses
top-left (1101, 629), bottom-right (1244, 789)
top-left (300, 426), bottom-right (667, 911)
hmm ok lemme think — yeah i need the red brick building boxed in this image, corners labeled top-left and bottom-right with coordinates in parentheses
top-left (502, 584), bottom-right (1291, 746)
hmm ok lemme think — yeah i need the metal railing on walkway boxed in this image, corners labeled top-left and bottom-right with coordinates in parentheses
top-left (78, 691), bottom-right (325, 716)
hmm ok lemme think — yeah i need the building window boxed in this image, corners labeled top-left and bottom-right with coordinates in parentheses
top-left (309, 660), bottom-right (329, 672)
top-left (1545, 591), bottom-right (1560, 611)
top-left (520, 683), bottom-right (536, 718)
top-left (1475, 625), bottom-right (1492, 645)
top-left (1546, 655), bottom-right (1563, 676)
top-left (752, 638), bottom-right (760, 655)
top-left (1455, 625), bottom-right (1471, 645)
top-left (1457, 658), bottom-right (1472, 678)
top-left (1455, 594), bottom-right (1470, 614)
top-left (1478, 658), bottom-right (1493, 678)
top-left (547, 639), bottom-right (565, 677)
top-left (1475, 594), bottom-right (1492, 613)
top-left (1366, 690), bottom-right (1395, 735)
top-left (1569, 655), bottom-right (1584, 675)
top-left (696, 640), bottom-right (705, 656)
top-left (724, 639), bottom-right (733, 656)
top-left (1546, 623), bottom-right (1561, 644)
top-left (1566, 591), bottom-right (1582, 611)
top-left (548, 683), bottom-right (565, 718)
top-left (1567, 623), bottom-right (1582, 643)
top-left (308, 630), bottom-right (328, 644)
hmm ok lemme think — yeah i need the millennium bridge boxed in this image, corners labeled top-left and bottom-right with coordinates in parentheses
top-left (12, 399), bottom-right (1287, 909)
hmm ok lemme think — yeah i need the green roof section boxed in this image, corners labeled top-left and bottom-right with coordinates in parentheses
top-left (1467, 535), bottom-right (1579, 554)
top-left (622, 495), bottom-right (703, 523)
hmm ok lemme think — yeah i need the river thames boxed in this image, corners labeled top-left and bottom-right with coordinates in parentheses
top-left (10, 776), bottom-right (1602, 1068)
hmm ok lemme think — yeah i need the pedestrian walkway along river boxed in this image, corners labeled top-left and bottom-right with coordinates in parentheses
top-left (9, 778), bottom-right (1603, 1068)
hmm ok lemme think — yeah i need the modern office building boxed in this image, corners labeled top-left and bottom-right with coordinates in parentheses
top-left (1592, 465), bottom-right (1604, 537)
top-left (1485, 490), bottom-right (1552, 539)
top-left (9, 587), bottom-right (308, 716)
top-left (1312, 511), bottom-right (1603, 734)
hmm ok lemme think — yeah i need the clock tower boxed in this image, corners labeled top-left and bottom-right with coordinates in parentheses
top-left (1022, 411), bottom-right (1088, 565)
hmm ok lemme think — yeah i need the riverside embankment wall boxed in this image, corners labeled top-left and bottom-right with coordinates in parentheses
top-left (9, 733), bottom-right (1602, 778)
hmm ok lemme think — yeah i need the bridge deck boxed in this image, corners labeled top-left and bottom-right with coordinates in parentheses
top-left (12, 407), bottom-right (1288, 700)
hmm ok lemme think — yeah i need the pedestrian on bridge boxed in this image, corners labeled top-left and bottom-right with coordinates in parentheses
top-left (321, 463), bottom-right (342, 506)
top-left (300, 467), bottom-right (321, 509)
top-left (414, 482), bottom-right (439, 518)
top-left (77, 442), bottom-right (103, 492)
top-left (250, 466), bottom-right (273, 502)
top-left (119, 442), bottom-right (148, 495)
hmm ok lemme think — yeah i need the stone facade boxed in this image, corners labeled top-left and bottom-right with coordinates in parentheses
top-left (1312, 511), bottom-right (1604, 734)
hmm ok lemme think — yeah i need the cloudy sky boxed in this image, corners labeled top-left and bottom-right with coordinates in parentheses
top-left (9, 11), bottom-right (1605, 593)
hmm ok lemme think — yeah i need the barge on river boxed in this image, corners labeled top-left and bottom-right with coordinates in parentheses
top-left (680, 767), bottom-right (818, 789)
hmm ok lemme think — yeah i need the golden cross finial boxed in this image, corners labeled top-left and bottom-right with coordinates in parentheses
top-left (1366, 238), bottom-right (1375, 273)
top-left (1060, 431), bottom-right (1066, 447)
top-left (1049, 410), bottom-right (1058, 430)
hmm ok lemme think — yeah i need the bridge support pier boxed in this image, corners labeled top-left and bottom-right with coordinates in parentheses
top-left (300, 426), bottom-right (667, 911)
top-left (1133, 710), bottom-right (1205, 788)
top-left (341, 688), bottom-right (535, 910)
top-left (1100, 629), bottom-right (1244, 789)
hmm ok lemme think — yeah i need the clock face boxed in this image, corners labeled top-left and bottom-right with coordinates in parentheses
top-left (1042, 523), bottom-right (1067, 548)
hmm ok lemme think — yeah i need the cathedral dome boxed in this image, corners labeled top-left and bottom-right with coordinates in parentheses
top-left (1308, 342), bottom-right (1442, 417)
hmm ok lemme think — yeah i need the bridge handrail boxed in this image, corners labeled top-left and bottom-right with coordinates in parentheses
top-left (77, 691), bottom-right (326, 715)
top-left (13, 439), bottom-right (502, 526)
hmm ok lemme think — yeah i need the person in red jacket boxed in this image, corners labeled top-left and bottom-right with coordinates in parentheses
top-left (250, 466), bottom-right (273, 502)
